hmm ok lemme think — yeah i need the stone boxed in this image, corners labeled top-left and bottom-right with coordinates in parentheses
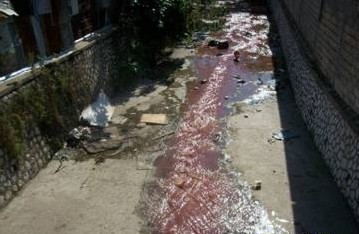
top-left (0, 195), bottom-right (5, 206)
top-left (136, 123), bottom-right (146, 128)
top-left (201, 79), bottom-right (208, 84)
top-left (17, 180), bottom-right (24, 188)
top-left (37, 159), bottom-right (43, 168)
top-left (23, 172), bottom-right (30, 182)
top-left (0, 175), bottom-right (7, 183)
top-left (11, 184), bottom-right (19, 193)
top-left (217, 41), bottom-right (229, 49)
top-left (252, 180), bottom-right (262, 190)
top-left (25, 161), bottom-right (32, 170)
top-left (43, 146), bottom-right (49, 153)
top-left (236, 79), bottom-right (246, 84)
top-left (4, 190), bottom-right (12, 200)
top-left (175, 178), bottom-right (185, 189)
top-left (110, 116), bottom-right (128, 125)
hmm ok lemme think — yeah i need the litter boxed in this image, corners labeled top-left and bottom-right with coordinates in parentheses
top-left (140, 114), bottom-right (168, 125)
top-left (255, 78), bottom-right (264, 85)
top-left (67, 127), bottom-right (91, 147)
top-left (109, 115), bottom-right (128, 125)
top-left (272, 130), bottom-right (299, 141)
top-left (275, 218), bottom-right (290, 223)
top-left (80, 91), bottom-right (115, 127)
top-left (82, 127), bottom-right (123, 154)
top-left (252, 180), bottom-right (262, 190)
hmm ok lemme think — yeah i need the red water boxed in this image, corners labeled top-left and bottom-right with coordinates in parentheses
top-left (144, 1), bottom-right (279, 233)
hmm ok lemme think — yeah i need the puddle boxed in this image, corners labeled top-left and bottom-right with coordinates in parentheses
top-left (142, 0), bottom-right (288, 233)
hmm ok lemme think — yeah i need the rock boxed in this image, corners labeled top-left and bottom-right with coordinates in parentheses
top-left (4, 190), bottom-right (12, 200)
top-left (11, 184), bottom-right (18, 193)
top-left (136, 123), bottom-right (146, 128)
top-left (175, 178), bottom-right (185, 189)
top-left (208, 40), bottom-right (229, 49)
top-left (0, 175), bottom-right (6, 183)
top-left (252, 180), bottom-right (262, 190)
top-left (244, 114), bottom-right (249, 118)
top-left (237, 79), bottom-right (246, 84)
top-left (110, 115), bottom-right (128, 125)
top-left (37, 159), bottom-right (43, 168)
top-left (201, 79), bottom-right (208, 84)
top-left (0, 195), bottom-right (5, 206)
top-left (194, 87), bottom-right (199, 90)
top-left (23, 172), bottom-right (30, 182)
top-left (255, 78), bottom-right (264, 85)
top-left (17, 180), bottom-right (24, 188)
top-left (217, 41), bottom-right (229, 49)
top-left (208, 40), bottom-right (218, 47)
top-left (25, 161), bottom-right (31, 170)
top-left (244, 31), bottom-right (252, 37)
top-left (224, 96), bottom-right (229, 100)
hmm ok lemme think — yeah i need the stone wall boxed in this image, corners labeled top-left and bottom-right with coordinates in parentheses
top-left (278, 0), bottom-right (359, 115)
top-left (0, 27), bottom-right (122, 207)
top-left (269, 0), bottom-right (359, 222)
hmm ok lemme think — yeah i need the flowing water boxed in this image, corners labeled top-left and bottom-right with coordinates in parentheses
top-left (142, 1), bottom-right (288, 233)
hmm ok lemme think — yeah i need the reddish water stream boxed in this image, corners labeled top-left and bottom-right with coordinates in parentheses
top-left (144, 1), bottom-right (286, 233)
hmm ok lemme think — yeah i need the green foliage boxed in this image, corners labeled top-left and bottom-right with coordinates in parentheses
top-left (112, 0), bottom-right (226, 91)
top-left (0, 65), bottom-right (78, 160)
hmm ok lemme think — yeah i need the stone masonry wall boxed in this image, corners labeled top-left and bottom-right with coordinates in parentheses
top-left (279, 0), bottom-right (359, 115)
top-left (0, 28), bottom-right (122, 207)
top-left (270, 0), bottom-right (359, 222)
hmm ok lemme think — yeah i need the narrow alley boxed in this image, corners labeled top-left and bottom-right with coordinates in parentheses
top-left (0, 0), bottom-right (358, 234)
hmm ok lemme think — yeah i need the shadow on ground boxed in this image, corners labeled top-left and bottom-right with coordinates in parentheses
top-left (248, 0), bottom-right (359, 232)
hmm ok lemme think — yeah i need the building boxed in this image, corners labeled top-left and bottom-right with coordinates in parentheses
top-left (0, 0), bottom-right (116, 78)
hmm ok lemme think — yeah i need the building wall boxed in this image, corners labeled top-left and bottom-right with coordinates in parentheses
top-left (270, 0), bottom-right (359, 222)
top-left (279, 0), bottom-right (359, 115)
top-left (0, 28), bottom-right (122, 207)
